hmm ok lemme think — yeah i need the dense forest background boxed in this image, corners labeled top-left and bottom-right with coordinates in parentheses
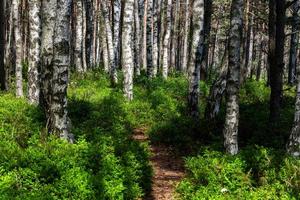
top-left (0, 0), bottom-right (299, 199)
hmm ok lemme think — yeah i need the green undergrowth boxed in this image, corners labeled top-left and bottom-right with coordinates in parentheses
top-left (0, 71), bottom-right (299, 199)
top-left (0, 71), bottom-right (152, 199)
top-left (175, 80), bottom-right (300, 200)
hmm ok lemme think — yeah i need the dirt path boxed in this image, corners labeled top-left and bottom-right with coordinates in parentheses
top-left (133, 129), bottom-right (185, 200)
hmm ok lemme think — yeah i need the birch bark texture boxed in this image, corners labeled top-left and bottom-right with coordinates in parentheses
top-left (152, 0), bottom-right (159, 77)
top-left (101, 0), bottom-right (118, 85)
top-left (162, 0), bottom-right (172, 79)
top-left (122, 0), bottom-right (135, 100)
top-left (287, 67), bottom-right (300, 157)
top-left (187, 0), bottom-right (205, 118)
top-left (133, 0), bottom-right (141, 75)
top-left (146, 0), bottom-right (154, 78)
top-left (113, 0), bottom-right (121, 69)
top-left (182, 0), bottom-right (190, 73)
top-left (51, 0), bottom-right (73, 142)
top-left (74, 0), bottom-right (84, 72)
top-left (0, 0), bottom-right (6, 91)
top-left (28, 0), bottom-right (42, 104)
top-left (13, 0), bottom-right (23, 97)
top-left (223, 0), bottom-right (244, 155)
top-left (41, 0), bottom-right (73, 142)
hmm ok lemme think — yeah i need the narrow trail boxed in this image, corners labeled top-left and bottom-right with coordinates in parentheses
top-left (133, 128), bottom-right (185, 200)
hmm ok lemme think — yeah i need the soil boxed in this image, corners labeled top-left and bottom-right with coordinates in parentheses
top-left (133, 128), bottom-right (185, 200)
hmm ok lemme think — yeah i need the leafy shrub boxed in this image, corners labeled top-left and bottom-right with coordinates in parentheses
top-left (0, 71), bottom-right (152, 199)
top-left (240, 80), bottom-right (270, 104)
top-left (177, 147), bottom-right (300, 200)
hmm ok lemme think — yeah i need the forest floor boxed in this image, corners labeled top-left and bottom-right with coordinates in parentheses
top-left (133, 128), bottom-right (185, 200)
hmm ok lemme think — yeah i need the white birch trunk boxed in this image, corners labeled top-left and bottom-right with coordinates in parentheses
top-left (101, 0), bottom-right (118, 85)
top-left (162, 0), bottom-right (172, 79)
top-left (223, 0), bottom-right (244, 155)
top-left (13, 0), bottom-right (23, 97)
top-left (152, 0), bottom-right (158, 76)
top-left (28, 0), bottom-right (41, 104)
top-left (82, 0), bottom-right (88, 71)
top-left (142, 0), bottom-right (148, 71)
top-left (134, 0), bottom-right (141, 76)
top-left (187, 0), bottom-right (205, 117)
top-left (122, 0), bottom-right (134, 100)
top-left (74, 0), bottom-right (84, 72)
top-left (113, 0), bottom-right (121, 68)
top-left (146, 0), bottom-right (153, 77)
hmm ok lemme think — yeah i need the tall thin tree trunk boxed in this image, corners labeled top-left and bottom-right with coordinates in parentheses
top-left (101, 0), bottom-right (118, 85)
top-left (182, 0), bottom-right (189, 73)
top-left (4, 1), bottom-right (13, 90)
top-left (152, 0), bottom-right (158, 76)
top-left (113, 0), bottom-right (121, 69)
top-left (288, 2), bottom-right (300, 85)
top-left (200, 0), bottom-right (213, 80)
top-left (256, 32), bottom-right (263, 81)
top-left (0, 0), bottom-right (6, 90)
top-left (246, 15), bottom-right (254, 78)
top-left (82, 0), bottom-right (88, 71)
top-left (187, 0), bottom-right (205, 118)
top-left (122, 0), bottom-right (134, 100)
top-left (102, 33), bottom-right (110, 73)
top-left (74, 0), bottom-right (84, 72)
top-left (142, 0), bottom-right (148, 71)
top-left (134, 0), bottom-right (141, 76)
top-left (28, 0), bottom-right (41, 104)
top-left (223, 0), bottom-right (243, 155)
top-left (86, 0), bottom-right (93, 68)
top-left (269, 0), bottom-right (286, 123)
top-left (51, 0), bottom-right (73, 142)
top-left (13, 0), bottom-right (23, 97)
top-left (162, 0), bottom-right (172, 79)
top-left (41, 0), bottom-right (73, 142)
top-left (146, 0), bottom-right (154, 77)
top-left (287, 64), bottom-right (300, 157)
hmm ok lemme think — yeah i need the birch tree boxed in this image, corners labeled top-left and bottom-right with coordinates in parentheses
top-left (223, 0), bottom-right (243, 155)
top-left (122, 0), bottom-right (134, 100)
top-left (41, 0), bottom-right (73, 142)
top-left (134, 0), bottom-right (141, 75)
top-left (146, 0), bottom-right (154, 77)
top-left (182, 0), bottom-right (190, 73)
top-left (101, 0), bottom-right (118, 85)
top-left (187, 0), bottom-right (205, 118)
top-left (152, 0), bottom-right (159, 77)
top-left (162, 0), bottom-right (172, 79)
top-left (287, 65), bottom-right (300, 157)
top-left (142, 0), bottom-right (148, 71)
top-left (28, 0), bottom-right (41, 104)
top-left (0, 0), bottom-right (6, 91)
top-left (13, 0), bottom-right (23, 97)
top-left (74, 0), bottom-right (84, 72)
top-left (113, 0), bottom-right (121, 68)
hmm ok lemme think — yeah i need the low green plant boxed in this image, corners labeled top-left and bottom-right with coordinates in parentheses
top-left (177, 147), bottom-right (300, 200)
